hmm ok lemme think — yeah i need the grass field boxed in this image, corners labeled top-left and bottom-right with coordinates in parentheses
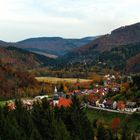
top-left (36, 77), bottom-right (92, 83)
top-left (0, 101), bottom-right (6, 107)
top-left (86, 108), bottom-right (140, 131)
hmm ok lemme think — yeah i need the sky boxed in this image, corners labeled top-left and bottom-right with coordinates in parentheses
top-left (0, 0), bottom-right (140, 42)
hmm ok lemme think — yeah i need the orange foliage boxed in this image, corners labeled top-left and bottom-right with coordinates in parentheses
top-left (117, 101), bottom-right (125, 110)
top-left (64, 85), bottom-right (68, 93)
top-left (88, 94), bottom-right (97, 102)
top-left (122, 82), bottom-right (129, 90)
top-left (111, 117), bottom-right (121, 130)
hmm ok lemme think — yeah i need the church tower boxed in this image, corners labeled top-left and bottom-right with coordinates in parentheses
top-left (54, 86), bottom-right (57, 93)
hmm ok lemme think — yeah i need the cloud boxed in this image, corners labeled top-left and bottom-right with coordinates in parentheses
top-left (0, 0), bottom-right (140, 41)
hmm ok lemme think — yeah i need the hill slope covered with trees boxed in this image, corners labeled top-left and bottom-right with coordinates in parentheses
top-left (58, 23), bottom-right (140, 73)
top-left (0, 46), bottom-right (56, 69)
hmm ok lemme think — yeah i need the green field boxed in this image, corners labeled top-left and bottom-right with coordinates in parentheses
top-left (86, 108), bottom-right (140, 132)
top-left (0, 101), bottom-right (6, 107)
top-left (36, 77), bottom-right (92, 83)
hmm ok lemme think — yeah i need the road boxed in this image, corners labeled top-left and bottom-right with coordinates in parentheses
top-left (87, 105), bottom-right (133, 115)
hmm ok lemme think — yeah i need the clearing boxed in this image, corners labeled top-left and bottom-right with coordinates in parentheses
top-left (36, 77), bottom-right (92, 83)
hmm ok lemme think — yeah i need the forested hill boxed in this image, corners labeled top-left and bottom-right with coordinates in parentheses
top-left (0, 40), bottom-right (8, 47)
top-left (0, 46), bottom-right (56, 69)
top-left (75, 22), bottom-right (140, 53)
top-left (59, 23), bottom-right (140, 73)
top-left (0, 60), bottom-right (40, 100)
top-left (16, 37), bottom-right (95, 56)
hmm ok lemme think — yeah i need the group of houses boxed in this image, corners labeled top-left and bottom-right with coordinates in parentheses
top-left (66, 74), bottom-right (140, 113)
top-left (6, 86), bottom-right (71, 111)
top-left (6, 74), bottom-right (140, 113)
top-left (89, 99), bottom-right (140, 112)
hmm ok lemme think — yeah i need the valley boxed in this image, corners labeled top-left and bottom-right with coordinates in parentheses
top-left (0, 22), bottom-right (140, 140)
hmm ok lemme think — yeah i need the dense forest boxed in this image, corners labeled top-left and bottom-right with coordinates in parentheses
top-left (0, 97), bottom-right (93, 140)
top-left (0, 46), bottom-right (56, 69)
top-left (49, 43), bottom-right (140, 78)
top-left (0, 96), bottom-right (139, 140)
top-left (0, 60), bottom-right (41, 100)
top-left (98, 43), bottom-right (140, 72)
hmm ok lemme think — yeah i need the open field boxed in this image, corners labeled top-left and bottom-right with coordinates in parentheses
top-left (0, 100), bottom-right (14, 107)
top-left (0, 101), bottom-right (6, 107)
top-left (36, 77), bottom-right (92, 83)
top-left (86, 108), bottom-right (140, 131)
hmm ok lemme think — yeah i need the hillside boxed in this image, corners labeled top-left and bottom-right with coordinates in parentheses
top-left (16, 37), bottom-right (95, 56)
top-left (0, 40), bottom-right (9, 47)
top-left (76, 22), bottom-right (140, 53)
top-left (0, 60), bottom-right (40, 100)
top-left (60, 23), bottom-right (140, 73)
top-left (0, 46), bottom-right (56, 69)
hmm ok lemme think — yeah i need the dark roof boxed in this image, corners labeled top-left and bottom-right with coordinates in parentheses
top-left (126, 102), bottom-right (136, 106)
top-left (53, 94), bottom-right (59, 100)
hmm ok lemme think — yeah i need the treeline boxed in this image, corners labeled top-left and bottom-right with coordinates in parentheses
top-left (2, 46), bottom-right (56, 68)
top-left (0, 97), bottom-right (93, 140)
top-left (1, 97), bottom-right (139, 140)
top-left (48, 42), bottom-right (140, 75)
top-left (98, 43), bottom-right (140, 71)
top-left (31, 68), bottom-right (91, 78)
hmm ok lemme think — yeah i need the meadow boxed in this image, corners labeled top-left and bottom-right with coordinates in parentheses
top-left (36, 77), bottom-right (92, 84)
top-left (86, 108), bottom-right (140, 132)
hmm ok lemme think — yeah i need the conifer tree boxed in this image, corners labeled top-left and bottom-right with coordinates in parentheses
top-left (29, 128), bottom-right (42, 140)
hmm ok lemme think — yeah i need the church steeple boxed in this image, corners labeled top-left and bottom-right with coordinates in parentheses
top-left (54, 86), bottom-right (57, 93)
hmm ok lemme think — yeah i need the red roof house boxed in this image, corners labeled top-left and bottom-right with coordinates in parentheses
top-left (58, 98), bottom-right (71, 108)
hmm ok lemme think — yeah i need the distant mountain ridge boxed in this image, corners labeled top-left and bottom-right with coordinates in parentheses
top-left (0, 40), bottom-right (9, 47)
top-left (0, 36), bottom-right (96, 57)
top-left (16, 36), bottom-right (96, 56)
top-left (0, 23), bottom-right (140, 72)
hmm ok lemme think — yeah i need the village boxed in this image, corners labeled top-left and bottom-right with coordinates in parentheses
top-left (6, 74), bottom-right (140, 114)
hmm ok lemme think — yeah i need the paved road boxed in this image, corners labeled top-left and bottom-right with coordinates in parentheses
top-left (87, 105), bottom-right (133, 115)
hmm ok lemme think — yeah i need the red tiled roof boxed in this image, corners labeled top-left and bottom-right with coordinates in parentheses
top-left (58, 98), bottom-right (71, 107)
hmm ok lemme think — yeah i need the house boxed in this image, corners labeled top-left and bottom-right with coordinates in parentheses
top-left (56, 92), bottom-right (66, 98)
top-left (105, 99), bottom-right (113, 109)
top-left (102, 99), bottom-right (107, 107)
top-left (95, 100), bottom-right (103, 107)
top-left (125, 102), bottom-right (137, 112)
top-left (34, 95), bottom-right (48, 100)
top-left (93, 88), bottom-right (99, 94)
top-left (95, 100), bottom-right (100, 107)
top-left (111, 87), bottom-right (120, 92)
top-left (87, 90), bottom-right (94, 94)
top-left (58, 97), bottom-right (71, 108)
top-left (53, 96), bottom-right (71, 108)
top-left (103, 87), bottom-right (109, 93)
top-left (73, 90), bottom-right (81, 94)
top-left (22, 100), bottom-right (33, 110)
top-left (113, 101), bottom-right (117, 109)
top-left (53, 93), bottom-right (59, 106)
top-left (81, 89), bottom-right (89, 94)
top-left (98, 88), bottom-right (105, 96)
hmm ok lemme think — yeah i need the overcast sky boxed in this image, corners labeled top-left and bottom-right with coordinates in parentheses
top-left (0, 0), bottom-right (140, 42)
